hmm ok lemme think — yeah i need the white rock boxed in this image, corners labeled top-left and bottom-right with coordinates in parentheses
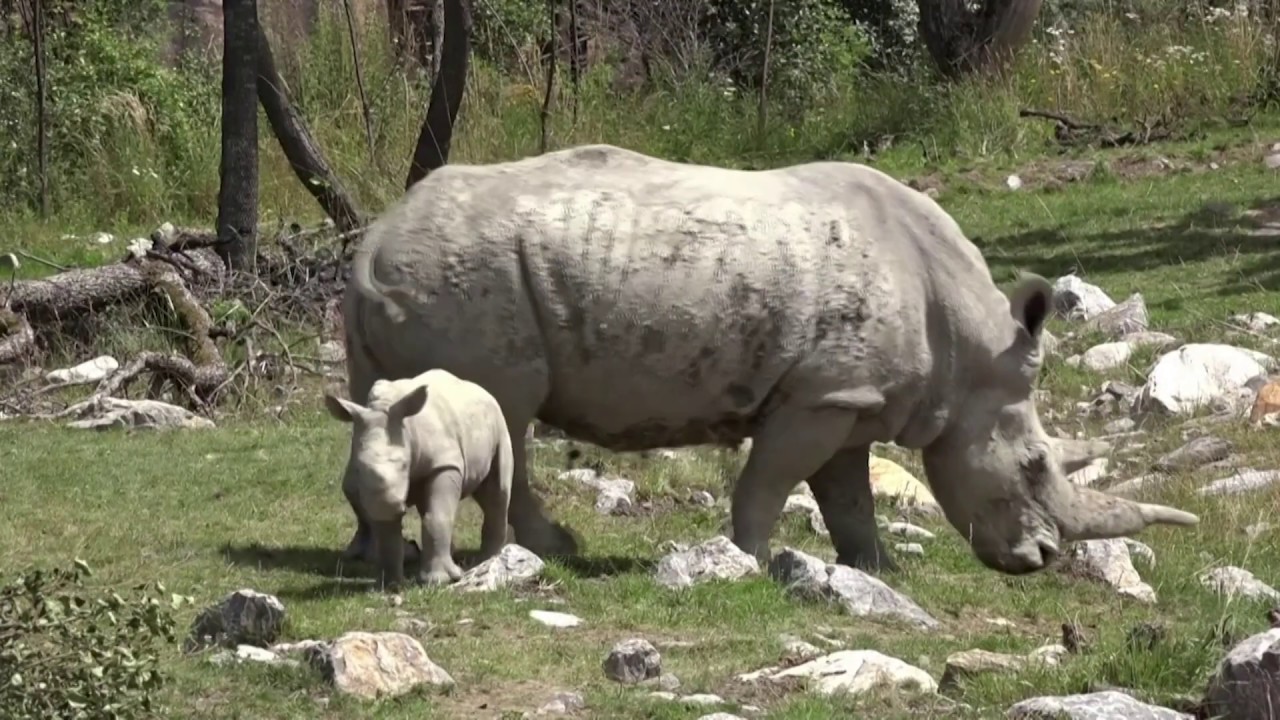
top-left (1029, 644), bottom-right (1069, 666)
top-left (1204, 628), bottom-right (1280, 719)
top-left (1199, 566), bottom-right (1280, 601)
top-left (1062, 539), bottom-right (1156, 603)
top-left (1009, 690), bottom-right (1192, 719)
top-left (1198, 468), bottom-right (1280, 497)
top-left (1006, 174), bottom-right (1023, 190)
top-left (737, 649), bottom-right (936, 696)
top-left (45, 355), bottom-right (119, 385)
top-left (209, 644), bottom-right (298, 668)
top-left (1230, 312), bottom-right (1280, 333)
top-left (681, 693), bottom-right (725, 706)
top-left (1053, 275), bottom-right (1116, 320)
top-left (690, 490), bottom-right (716, 507)
top-left (452, 544), bottom-right (544, 592)
top-left (90, 231), bottom-right (116, 245)
top-left (533, 690), bottom-right (585, 715)
top-left (894, 542), bottom-right (924, 557)
top-left (126, 236), bottom-right (150, 260)
top-left (1133, 343), bottom-right (1274, 416)
top-left (653, 536), bottom-right (760, 589)
top-left (886, 522), bottom-right (935, 540)
top-left (312, 631), bottom-right (454, 699)
top-left (529, 609), bottom-right (583, 628)
top-left (1078, 342), bottom-right (1134, 371)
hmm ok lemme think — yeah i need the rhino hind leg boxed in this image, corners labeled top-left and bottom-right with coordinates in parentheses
top-left (505, 417), bottom-right (582, 559)
top-left (807, 445), bottom-right (898, 573)
top-left (730, 404), bottom-right (860, 565)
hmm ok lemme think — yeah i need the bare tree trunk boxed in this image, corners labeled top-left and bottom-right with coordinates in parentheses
top-left (756, 0), bottom-right (774, 140)
top-left (540, 0), bottom-right (558, 154)
top-left (256, 25), bottom-right (365, 233)
top-left (32, 0), bottom-right (48, 217)
top-left (568, 0), bottom-right (580, 124)
top-left (342, 0), bottom-right (377, 164)
top-left (217, 0), bottom-right (260, 271)
top-left (430, 0), bottom-right (444, 78)
top-left (916, 0), bottom-right (1044, 79)
top-left (405, 0), bottom-right (471, 190)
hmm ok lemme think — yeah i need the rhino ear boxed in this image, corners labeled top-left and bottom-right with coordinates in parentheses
top-left (324, 393), bottom-right (364, 423)
top-left (1009, 274), bottom-right (1053, 341)
top-left (387, 385), bottom-right (428, 425)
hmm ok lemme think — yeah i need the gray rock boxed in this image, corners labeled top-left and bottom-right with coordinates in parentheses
top-left (66, 396), bottom-right (216, 431)
top-left (603, 638), bottom-right (661, 684)
top-left (681, 693), bottom-right (725, 706)
top-left (184, 589), bottom-right (286, 652)
top-left (533, 690), bottom-right (586, 715)
top-left (1154, 436), bottom-right (1232, 472)
top-left (1204, 628), bottom-right (1280, 719)
top-left (1198, 469), bottom-right (1280, 497)
top-left (1229, 312), bottom-right (1280, 333)
top-left (770, 548), bottom-right (938, 628)
top-left (690, 490), bottom-right (716, 507)
top-left (780, 635), bottom-right (823, 660)
top-left (1061, 539), bottom-right (1155, 603)
top-left (310, 631), bottom-right (454, 699)
top-left (1080, 293), bottom-right (1149, 339)
top-left (940, 649), bottom-right (1026, 689)
top-left (208, 643), bottom-right (299, 668)
top-left (1122, 538), bottom-right (1156, 568)
top-left (1053, 275), bottom-right (1115, 320)
top-left (452, 544), bottom-right (545, 592)
top-left (1104, 417), bottom-right (1136, 434)
top-left (654, 536), bottom-right (760, 589)
top-left (894, 542), bottom-right (925, 557)
top-left (1007, 690), bottom-right (1191, 719)
top-left (1199, 566), bottom-right (1280, 601)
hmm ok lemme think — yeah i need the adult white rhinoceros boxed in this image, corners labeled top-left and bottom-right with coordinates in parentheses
top-left (335, 143), bottom-right (1197, 576)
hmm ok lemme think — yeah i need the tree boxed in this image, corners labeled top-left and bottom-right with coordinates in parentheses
top-left (215, 0), bottom-right (260, 271)
top-left (406, 0), bottom-right (472, 189)
top-left (916, 0), bottom-right (1043, 79)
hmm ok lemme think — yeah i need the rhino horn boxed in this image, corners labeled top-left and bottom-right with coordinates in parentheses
top-left (1057, 485), bottom-right (1198, 541)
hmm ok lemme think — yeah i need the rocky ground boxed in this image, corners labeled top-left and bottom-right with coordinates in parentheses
top-left (4, 137), bottom-right (1280, 718)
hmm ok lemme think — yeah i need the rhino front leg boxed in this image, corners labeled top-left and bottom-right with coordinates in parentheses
top-left (808, 445), bottom-right (898, 573)
top-left (418, 472), bottom-right (465, 587)
top-left (730, 404), bottom-right (860, 565)
top-left (505, 418), bottom-right (581, 559)
top-left (372, 517), bottom-right (407, 592)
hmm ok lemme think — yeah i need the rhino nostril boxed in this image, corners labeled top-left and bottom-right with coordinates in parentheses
top-left (1038, 539), bottom-right (1060, 565)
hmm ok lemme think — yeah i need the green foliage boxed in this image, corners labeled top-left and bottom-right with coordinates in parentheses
top-left (0, 559), bottom-right (192, 720)
top-left (471, 0), bottom-right (544, 69)
top-left (701, 0), bottom-right (873, 109)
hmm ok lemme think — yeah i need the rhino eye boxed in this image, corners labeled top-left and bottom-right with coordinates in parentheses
top-left (1019, 450), bottom-right (1050, 487)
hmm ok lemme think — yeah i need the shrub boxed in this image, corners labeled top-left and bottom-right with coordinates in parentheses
top-left (0, 558), bottom-right (192, 720)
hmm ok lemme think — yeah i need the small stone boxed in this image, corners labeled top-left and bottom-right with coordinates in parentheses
top-left (391, 617), bottom-right (430, 636)
top-left (1266, 153), bottom-right (1280, 170)
top-left (682, 693), bottom-right (725, 706)
top-left (780, 636), bottom-right (823, 661)
top-left (656, 673), bottom-right (681, 691)
top-left (696, 714), bottom-right (747, 720)
top-left (529, 609), bottom-right (583, 628)
top-left (1231, 312), bottom-right (1280, 333)
top-left (1029, 644), bottom-right (1069, 666)
top-left (1246, 522), bottom-right (1273, 540)
top-left (1154, 436), bottom-right (1232, 472)
top-left (603, 638), bottom-right (661, 684)
top-left (1062, 539), bottom-right (1155, 603)
top-left (1006, 174), bottom-right (1023, 190)
top-left (691, 490), bottom-right (716, 507)
top-left (1104, 417), bottom-right (1136, 434)
top-left (312, 631), bottom-right (454, 700)
top-left (648, 691), bottom-right (678, 701)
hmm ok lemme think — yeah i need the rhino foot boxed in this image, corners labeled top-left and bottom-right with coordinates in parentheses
top-left (837, 549), bottom-right (900, 574)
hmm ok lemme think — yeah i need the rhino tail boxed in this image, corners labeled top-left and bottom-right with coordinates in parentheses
top-left (350, 230), bottom-right (410, 325)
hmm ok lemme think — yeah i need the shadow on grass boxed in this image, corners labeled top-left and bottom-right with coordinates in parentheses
top-left (975, 195), bottom-right (1280, 299)
top-left (221, 541), bottom-right (656, 583)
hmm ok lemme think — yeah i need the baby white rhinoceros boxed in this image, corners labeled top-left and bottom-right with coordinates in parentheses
top-left (324, 368), bottom-right (513, 590)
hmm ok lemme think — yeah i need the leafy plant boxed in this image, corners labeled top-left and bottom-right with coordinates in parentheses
top-left (0, 558), bottom-right (192, 720)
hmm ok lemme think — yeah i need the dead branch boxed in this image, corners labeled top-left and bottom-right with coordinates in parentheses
top-left (341, 0), bottom-right (378, 165)
top-left (256, 25), bottom-right (365, 232)
top-left (0, 308), bottom-right (34, 365)
top-left (1019, 108), bottom-right (1174, 149)
top-left (406, 0), bottom-right (472, 189)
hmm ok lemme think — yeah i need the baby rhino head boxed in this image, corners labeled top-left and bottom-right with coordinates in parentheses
top-left (324, 385), bottom-right (430, 521)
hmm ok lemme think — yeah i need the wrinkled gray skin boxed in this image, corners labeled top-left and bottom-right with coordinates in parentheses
top-left (338, 143), bottom-right (1198, 575)
top-left (325, 369), bottom-right (513, 590)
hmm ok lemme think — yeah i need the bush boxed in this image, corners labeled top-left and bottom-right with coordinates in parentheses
top-left (701, 0), bottom-right (873, 110)
top-left (0, 559), bottom-right (192, 720)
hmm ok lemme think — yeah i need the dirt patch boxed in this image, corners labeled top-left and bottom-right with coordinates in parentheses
top-left (428, 678), bottom-right (575, 719)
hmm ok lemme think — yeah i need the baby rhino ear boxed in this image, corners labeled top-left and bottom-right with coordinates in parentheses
top-left (387, 385), bottom-right (429, 425)
top-left (1009, 273), bottom-right (1053, 343)
top-left (324, 393), bottom-right (365, 423)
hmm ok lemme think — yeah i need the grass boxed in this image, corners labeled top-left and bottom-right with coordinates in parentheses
top-left (4, 129), bottom-right (1280, 718)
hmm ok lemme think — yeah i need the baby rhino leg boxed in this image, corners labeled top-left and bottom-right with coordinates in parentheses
top-left (418, 470), bottom-right (465, 586)
top-left (475, 454), bottom-right (513, 562)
